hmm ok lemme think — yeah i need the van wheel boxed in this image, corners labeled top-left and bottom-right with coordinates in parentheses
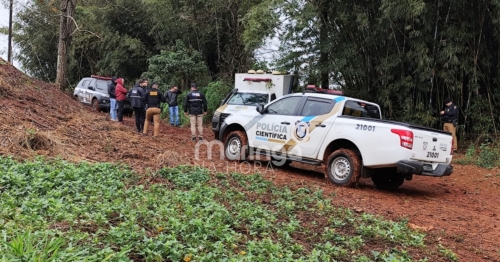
top-left (92, 98), bottom-right (101, 112)
top-left (326, 149), bottom-right (361, 187)
top-left (371, 170), bottom-right (404, 190)
top-left (224, 131), bottom-right (248, 161)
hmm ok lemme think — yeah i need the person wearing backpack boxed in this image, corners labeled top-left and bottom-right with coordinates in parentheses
top-left (165, 85), bottom-right (182, 126)
top-left (107, 76), bottom-right (118, 121)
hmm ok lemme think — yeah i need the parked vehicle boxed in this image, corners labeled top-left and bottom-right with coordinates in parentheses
top-left (73, 75), bottom-right (133, 116)
top-left (212, 70), bottom-right (294, 138)
top-left (217, 92), bottom-right (454, 190)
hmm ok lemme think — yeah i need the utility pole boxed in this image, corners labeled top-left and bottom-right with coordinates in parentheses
top-left (7, 0), bottom-right (13, 63)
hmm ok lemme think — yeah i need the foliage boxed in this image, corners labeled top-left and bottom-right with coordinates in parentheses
top-left (0, 156), bottom-right (457, 261)
top-left (142, 40), bottom-right (209, 91)
top-left (455, 142), bottom-right (500, 169)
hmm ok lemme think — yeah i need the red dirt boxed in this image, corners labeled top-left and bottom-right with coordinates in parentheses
top-left (1, 59), bottom-right (499, 261)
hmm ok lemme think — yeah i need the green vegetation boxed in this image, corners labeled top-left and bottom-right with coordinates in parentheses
top-left (455, 143), bottom-right (500, 169)
top-left (0, 156), bottom-right (456, 261)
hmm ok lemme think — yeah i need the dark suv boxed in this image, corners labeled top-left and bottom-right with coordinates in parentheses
top-left (73, 75), bottom-right (133, 116)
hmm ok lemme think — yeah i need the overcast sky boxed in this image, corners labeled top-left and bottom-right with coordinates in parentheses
top-left (0, 1), bottom-right (22, 69)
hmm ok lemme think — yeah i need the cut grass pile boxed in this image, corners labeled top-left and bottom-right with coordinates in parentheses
top-left (0, 156), bottom-right (456, 261)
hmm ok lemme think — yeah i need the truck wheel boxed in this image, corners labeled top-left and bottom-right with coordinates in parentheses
top-left (326, 149), bottom-right (361, 187)
top-left (371, 170), bottom-right (404, 190)
top-left (224, 131), bottom-right (248, 161)
top-left (92, 98), bottom-right (101, 112)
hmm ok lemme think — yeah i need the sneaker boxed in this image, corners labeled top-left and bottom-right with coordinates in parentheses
top-left (111, 119), bottom-right (118, 122)
top-left (191, 137), bottom-right (196, 141)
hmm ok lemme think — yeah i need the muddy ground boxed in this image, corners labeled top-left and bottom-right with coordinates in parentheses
top-left (0, 59), bottom-right (499, 261)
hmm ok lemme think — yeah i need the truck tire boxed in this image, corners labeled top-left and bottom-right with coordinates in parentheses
top-left (224, 130), bottom-right (248, 161)
top-left (371, 170), bottom-right (404, 190)
top-left (326, 149), bottom-right (361, 187)
top-left (92, 98), bottom-right (101, 112)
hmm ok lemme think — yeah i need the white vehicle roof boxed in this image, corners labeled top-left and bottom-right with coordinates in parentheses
top-left (235, 90), bottom-right (272, 94)
top-left (286, 92), bottom-right (377, 105)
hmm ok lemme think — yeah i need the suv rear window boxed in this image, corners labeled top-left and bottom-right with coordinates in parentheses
top-left (342, 100), bottom-right (381, 119)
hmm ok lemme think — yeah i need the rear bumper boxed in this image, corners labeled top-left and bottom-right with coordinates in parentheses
top-left (396, 160), bottom-right (453, 177)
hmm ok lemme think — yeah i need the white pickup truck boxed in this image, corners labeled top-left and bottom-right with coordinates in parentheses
top-left (216, 92), bottom-right (454, 189)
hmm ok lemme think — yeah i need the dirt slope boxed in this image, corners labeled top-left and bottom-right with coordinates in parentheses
top-left (1, 59), bottom-right (499, 261)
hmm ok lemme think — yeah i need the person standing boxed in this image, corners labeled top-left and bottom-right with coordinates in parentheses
top-left (184, 83), bottom-right (207, 141)
top-left (440, 98), bottom-right (458, 152)
top-left (165, 85), bottom-right (182, 126)
top-left (115, 78), bottom-right (127, 124)
top-left (128, 79), bottom-right (147, 132)
top-left (107, 76), bottom-right (118, 121)
top-left (143, 83), bottom-right (166, 137)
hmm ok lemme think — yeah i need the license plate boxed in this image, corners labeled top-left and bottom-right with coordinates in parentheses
top-left (423, 164), bottom-right (433, 171)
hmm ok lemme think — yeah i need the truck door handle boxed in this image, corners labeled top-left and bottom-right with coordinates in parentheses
top-left (315, 124), bottom-right (326, 127)
top-left (281, 122), bottom-right (290, 125)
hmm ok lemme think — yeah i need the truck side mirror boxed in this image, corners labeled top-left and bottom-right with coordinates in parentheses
top-left (220, 99), bottom-right (224, 106)
top-left (256, 104), bottom-right (265, 114)
top-left (88, 86), bottom-right (95, 90)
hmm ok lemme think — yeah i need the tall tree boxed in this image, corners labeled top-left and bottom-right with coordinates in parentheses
top-left (55, 0), bottom-right (76, 89)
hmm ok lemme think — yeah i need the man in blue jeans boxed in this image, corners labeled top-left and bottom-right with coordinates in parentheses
top-left (165, 85), bottom-right (182, 126)
top-left (107, 76), bottom-right (118, 121)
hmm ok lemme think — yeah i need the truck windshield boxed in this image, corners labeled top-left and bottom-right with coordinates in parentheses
top-left (227, 93), bottom-right (269, 106)
top-left (342, 100), bottom-right (381, 119)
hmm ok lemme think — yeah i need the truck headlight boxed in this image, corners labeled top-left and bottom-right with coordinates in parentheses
top-left (213, 111), bottom-right (221, 119)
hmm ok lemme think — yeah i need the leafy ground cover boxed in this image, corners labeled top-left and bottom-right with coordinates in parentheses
top-left (0, 156), bottom-right (457, 261)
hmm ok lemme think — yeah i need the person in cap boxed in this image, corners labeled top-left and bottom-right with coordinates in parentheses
top-left (143, 82), bottom-right (166, 137)
top-left (440, 97), bottom-right (458, 152)
top-left (107, 76), bottom-right (118, 121)
top-left (184, 83), bottom-right (207, 141)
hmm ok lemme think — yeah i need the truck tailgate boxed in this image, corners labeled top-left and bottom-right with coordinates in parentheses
top-left (411, 128), bottom-right (452, 163)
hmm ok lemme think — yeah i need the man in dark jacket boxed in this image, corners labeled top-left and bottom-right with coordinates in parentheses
top-left (440, 97), bottom-right (458, 151)
top-left (165, 85), bottom-right (182, 126)
top-left (107, 76), bottom-right (118, 121)
top-left (184, 83), bottom-right (207, 141)
top-left (143, 83), bottom-right (166, 137)
top-left (127, 79), bottom-right (147, 132)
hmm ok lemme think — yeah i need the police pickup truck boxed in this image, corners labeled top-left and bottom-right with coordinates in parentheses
top-left (216, 92), bottom-right (454, 189)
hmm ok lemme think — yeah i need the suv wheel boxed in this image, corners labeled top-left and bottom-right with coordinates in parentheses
top-left (371, 169), bottom-right (404, 190)
top-left (224, 130), bottom-right (248, 161)
top-left (92, 98), bottom-right (101, 112)
top-left (326, 148), bottom-right (361, 187)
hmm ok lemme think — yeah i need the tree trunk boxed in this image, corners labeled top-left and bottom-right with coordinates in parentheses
top-left (56, 0), bottom-right (76, 90)
top-left (319, 2), bottom-right (329, 89)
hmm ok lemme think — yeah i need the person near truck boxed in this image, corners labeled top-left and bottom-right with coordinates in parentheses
top-left (128, 79), bottom-right (147, 133)
top-left (115, 78), bottom-right (127, 124)
top-left (143, 82), bottom-right (166, 137)
top-left (165, 85), bottom-right (182, 127)
top-left (107, 76), bottom-right (118, 121)
top-left (184, 83), bottom-right (207, 141)
top-left (440, 97), bottom-right (458, 152)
